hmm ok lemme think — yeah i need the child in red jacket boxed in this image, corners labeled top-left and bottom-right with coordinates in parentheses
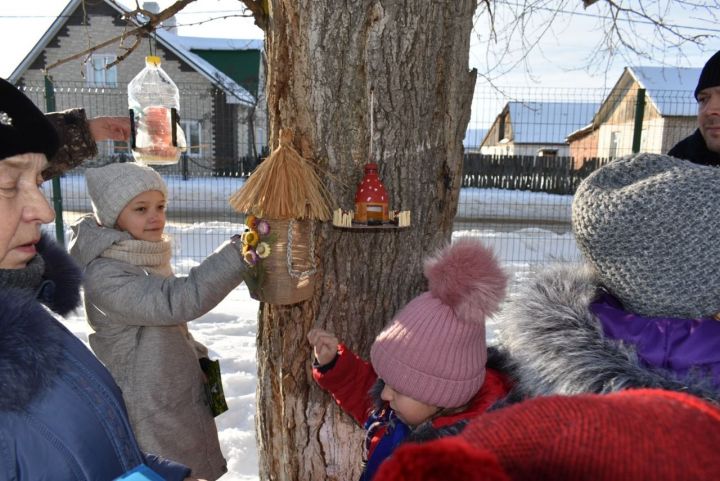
top-left (308, 238), bottom-right (512, 481)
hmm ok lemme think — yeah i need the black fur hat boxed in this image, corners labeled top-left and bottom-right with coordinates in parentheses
top-left (0, 78), bottom-right (59, 161)
top-left (695, 50), bottom-right (720, 100)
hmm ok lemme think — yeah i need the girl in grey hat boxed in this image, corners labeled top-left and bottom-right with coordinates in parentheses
top-left (494, 152), bottom-right (720, 405)
top-left (70, 162), bottom-right (248, 481)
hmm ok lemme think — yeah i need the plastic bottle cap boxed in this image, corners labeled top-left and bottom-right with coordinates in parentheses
top-left (145, 55), bottom-right (161, 66)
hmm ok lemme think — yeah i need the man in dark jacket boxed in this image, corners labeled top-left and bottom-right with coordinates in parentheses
top-left (668, 50), bottom-right (720, 165)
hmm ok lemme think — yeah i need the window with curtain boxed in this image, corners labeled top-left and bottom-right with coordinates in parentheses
top-left (86, 54), bottom-right (118, 87)
top-left (181, 119), bottom-right (202, 157)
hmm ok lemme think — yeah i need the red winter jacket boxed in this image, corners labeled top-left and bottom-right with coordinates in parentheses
top-left (375, 389), bottom-right (720, 481)
top-left (313, 343), bottom-right (512, 461)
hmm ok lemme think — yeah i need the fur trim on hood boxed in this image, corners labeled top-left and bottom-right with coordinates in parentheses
top-left (0, 288), bottom-right (66, 411)
top-left (0, 235), bottom-right (82, 411)
top-left (496, 264), bottom-right (720, 403)
top-left (69, 214), bottom-right (132, 269)
top-left (37, 234), bottom-right (82, 315)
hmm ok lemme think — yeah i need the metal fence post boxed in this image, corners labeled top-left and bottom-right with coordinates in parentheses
top-left (632, 88), bottom-right (646, 154)
top-left (182, 151), bottom-right (189, 180)
top-left (44, 75), bottom-right (65, 246)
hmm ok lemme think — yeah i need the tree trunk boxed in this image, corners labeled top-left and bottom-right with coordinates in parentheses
top-left (255, 1), bottom-right (477, 479)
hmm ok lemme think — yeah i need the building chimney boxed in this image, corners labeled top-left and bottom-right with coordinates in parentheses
top-left (142, 1), bottom-right (178, 34)
top-left (142, 1), bottom-right (160, 14)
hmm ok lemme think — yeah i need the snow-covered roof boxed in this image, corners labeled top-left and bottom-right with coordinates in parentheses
top-left (171, 36), bottom-right (263, 52)
top-left (628, 66), bottom-right (699, 117)
top-left (154, 30), bottom-right (256, 105)
top-left (8, 0), bottom-right (257, 106)
top-left (507, 101), bottom-right (599, 144)
top-left (464, 128), bottom-right (487, 149)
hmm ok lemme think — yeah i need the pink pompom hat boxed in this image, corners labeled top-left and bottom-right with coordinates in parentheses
top-left (370, 238), bottom-right (508, 408)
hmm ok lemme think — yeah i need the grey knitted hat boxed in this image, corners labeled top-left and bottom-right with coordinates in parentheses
top-left (573, 153), bottom-right (720, 319)
top-left (85, 162), bottom-right (168, 228)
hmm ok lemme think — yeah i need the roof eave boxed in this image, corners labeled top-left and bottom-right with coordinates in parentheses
top-left (9, 0), bottom-right (82, 83)
top-left (11, 0), bottom-right (256, 107)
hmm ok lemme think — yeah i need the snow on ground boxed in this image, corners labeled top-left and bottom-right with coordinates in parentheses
top-left (52, 177), bottom-right (579, 480)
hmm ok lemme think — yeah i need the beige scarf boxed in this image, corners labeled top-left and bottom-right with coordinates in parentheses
top-left (101, 237), bottom-right (173, 278)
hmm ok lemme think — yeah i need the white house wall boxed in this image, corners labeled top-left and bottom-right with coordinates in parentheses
top-left (640, 117), bottom-right (666, 153)
top-left (480, 143), bottom-right (569, 157)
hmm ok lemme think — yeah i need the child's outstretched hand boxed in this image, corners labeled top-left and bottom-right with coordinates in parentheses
top-left (307, 328), bottom-right (340, 366)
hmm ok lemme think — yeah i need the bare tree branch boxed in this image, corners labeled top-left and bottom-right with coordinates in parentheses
top-left (45, 0), bottom-right (199, 73)
top-left (473, 0), bottom-right (720, 89)
top-left (238, 0), bottom-right (269, 31)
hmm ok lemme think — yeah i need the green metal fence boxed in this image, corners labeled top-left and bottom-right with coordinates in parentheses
top-left (28, 81), bottom-right (697, 270)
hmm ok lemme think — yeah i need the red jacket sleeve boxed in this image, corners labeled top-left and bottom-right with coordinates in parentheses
top-left (312, 344), bottom-right (378, 425)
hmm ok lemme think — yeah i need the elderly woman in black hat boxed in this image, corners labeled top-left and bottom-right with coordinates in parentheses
top-left (0, 78), bottom-right (201, 480)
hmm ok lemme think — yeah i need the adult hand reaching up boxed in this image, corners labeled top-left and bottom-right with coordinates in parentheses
top-left (88, 116), bottom-right (131, 142)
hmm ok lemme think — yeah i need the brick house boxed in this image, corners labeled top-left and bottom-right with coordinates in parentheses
top-left (8, 0), bottom-right (266, 173)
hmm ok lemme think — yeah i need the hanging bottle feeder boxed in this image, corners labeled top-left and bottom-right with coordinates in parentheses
top-left (128, 55), bottom-right (187, 165)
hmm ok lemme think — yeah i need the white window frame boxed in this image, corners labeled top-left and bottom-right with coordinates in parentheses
top-left (86, 54), bottom-right (118, 88)
top-left (111, 140), bottom-right (130, 157)
top-left (181, 119), bottom-right (202, 157)
top-left (609, 131), bottom-right (621, 158)
top-left (537, 148), bottom-right (558, 157)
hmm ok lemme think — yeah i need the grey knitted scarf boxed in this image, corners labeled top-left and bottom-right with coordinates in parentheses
top-left (101, 237), bottom-right (173, 278)
top-left (0, 255), bottom-right (45, 292)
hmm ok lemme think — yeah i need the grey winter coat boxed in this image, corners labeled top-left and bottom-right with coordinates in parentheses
top-left (495, 264), bottom-right (720, 403)
top-left (69, 214), bottom-right (247, 481)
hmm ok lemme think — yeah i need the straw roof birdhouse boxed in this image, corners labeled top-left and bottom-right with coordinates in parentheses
top-left (228, 129), bottom-right (331, 304)
top-left (229, 129), bottom-right (330, 221)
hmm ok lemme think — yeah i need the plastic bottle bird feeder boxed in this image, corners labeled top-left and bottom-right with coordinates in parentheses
top-left (128, 56), bottom-right (187, 165)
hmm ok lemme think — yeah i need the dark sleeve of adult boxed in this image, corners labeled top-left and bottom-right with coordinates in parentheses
top-left (144, 453), bottom-right (192, 481)
top-left (668, 129), bottom-right (720, 166)
top-left (42, 108), bottom-right (99, 180)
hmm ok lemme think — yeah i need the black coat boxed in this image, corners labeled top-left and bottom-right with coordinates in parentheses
top-left (0, 236), bottom-right (190, 481)
top-left (668, 129), bottom-right (720, 166)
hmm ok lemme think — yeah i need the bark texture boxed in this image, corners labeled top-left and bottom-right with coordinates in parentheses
top-left (255, 1), bottom-right (477, 479)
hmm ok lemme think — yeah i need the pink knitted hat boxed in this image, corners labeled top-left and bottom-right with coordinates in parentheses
top-left (370, 238), bottom-right (507, 408)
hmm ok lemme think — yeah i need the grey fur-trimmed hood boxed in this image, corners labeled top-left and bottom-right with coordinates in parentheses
top-left (68, 214), bottom-right (132, 269)
top-left (495, 264), bottom-right (720, 403)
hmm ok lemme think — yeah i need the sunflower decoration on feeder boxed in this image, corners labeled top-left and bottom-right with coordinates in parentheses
top-left (229, 129), bottom-right (331, 305)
